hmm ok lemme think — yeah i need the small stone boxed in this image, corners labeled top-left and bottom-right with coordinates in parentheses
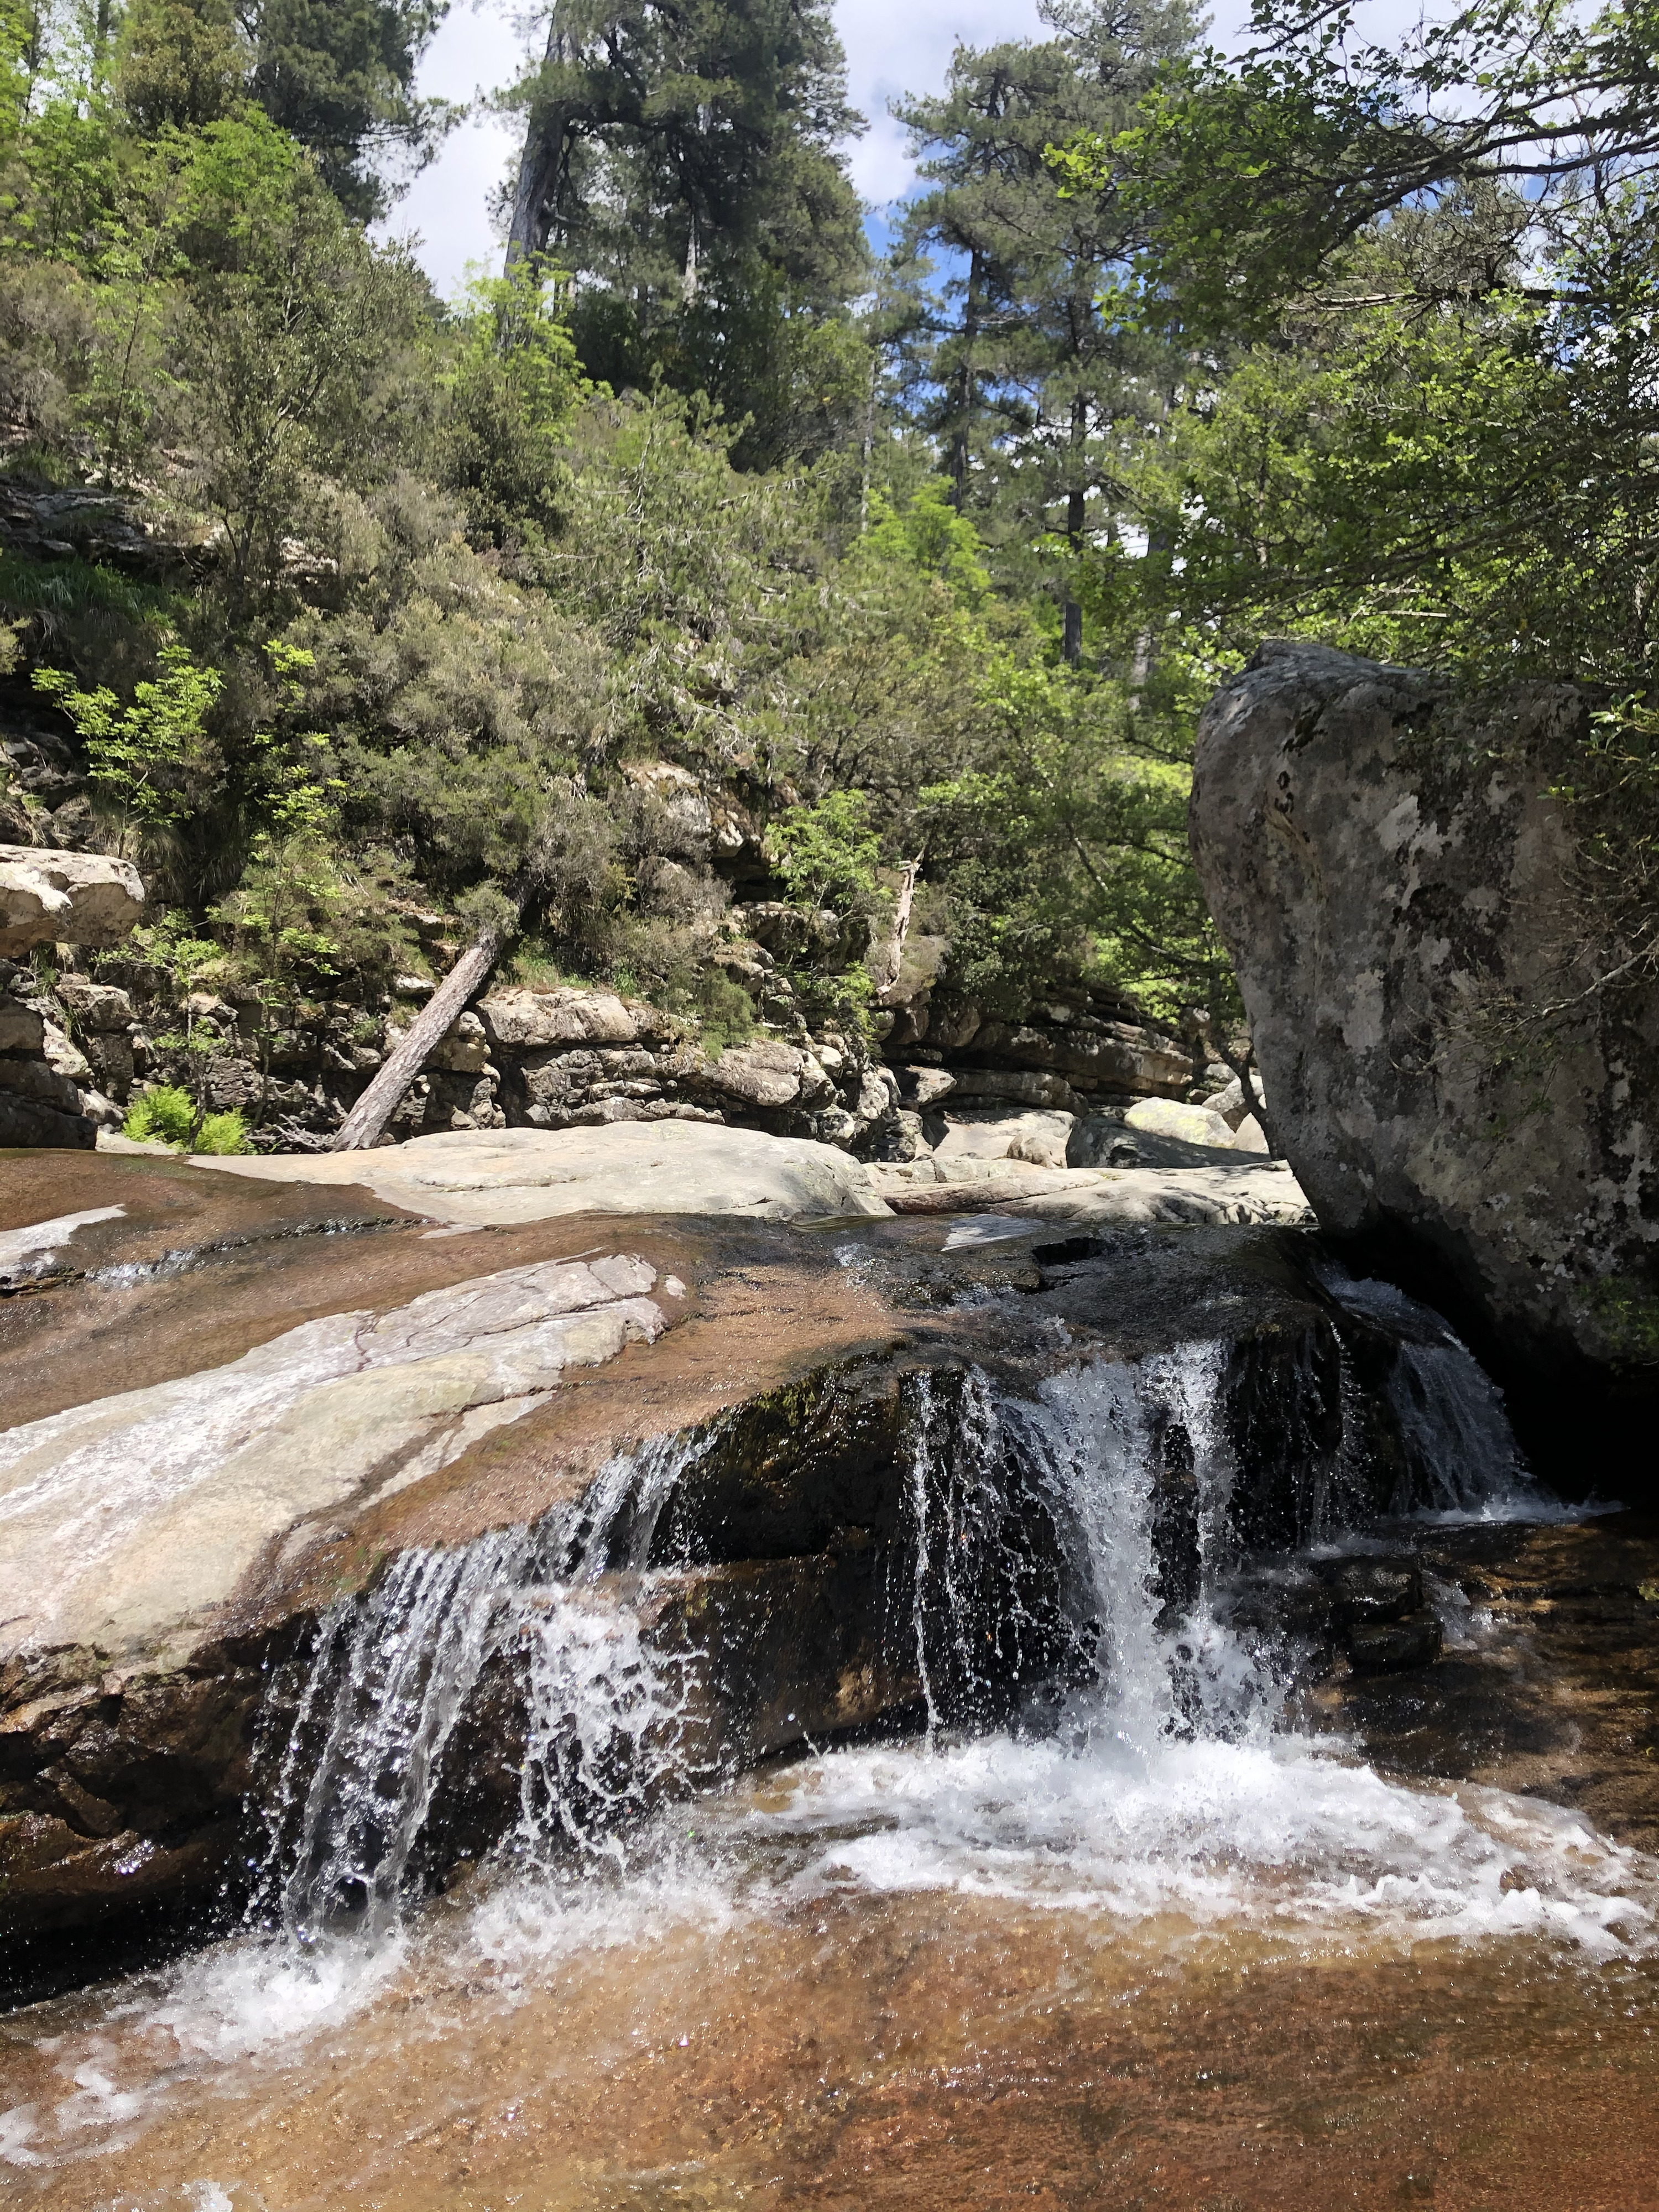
top-left (1332, 1559), bottom-right (1422, 1625)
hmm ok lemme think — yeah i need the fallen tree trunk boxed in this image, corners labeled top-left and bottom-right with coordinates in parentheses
top-left (329, 917), bottom-right (512, 1152)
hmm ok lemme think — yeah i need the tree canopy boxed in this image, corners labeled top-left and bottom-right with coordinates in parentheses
top-left (13, 0), bottom-right (1651, 1124)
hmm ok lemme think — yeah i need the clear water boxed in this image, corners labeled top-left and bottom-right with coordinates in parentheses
top-left (6, 1316), bottom-right (1653, 2193)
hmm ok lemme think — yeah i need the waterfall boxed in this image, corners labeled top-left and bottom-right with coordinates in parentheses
top-left (1020, 1344), bottom-right (1281, 1747)
top-left (252, 1432), bottom-right (707, 1937)
top-left (900, 1345), bottom-right (1280, 1754)
top-left (249, 1285), bottom-right (1547, 1944)
top-left (1318, 1264), bottom-right (1539, 1516)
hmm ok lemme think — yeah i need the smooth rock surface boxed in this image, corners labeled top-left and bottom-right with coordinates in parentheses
top-left (0, 846), bottom-right (144, 957)
top-left (935, 1106), bottom-right (1077, 1169)
top-left (1125, 1096), bottom-right (1238, 1150)
top-left (478, 985), bottom-right (660, 1050)
top-left (865, 1154), bottom-right (1312, 1227)
top-left (196, 1121), bottom-right (894, 1224)
top-left (0, 1256), bottom-right (668, 1665)
top-left (1192, 639), bottom-right (1659, 1451)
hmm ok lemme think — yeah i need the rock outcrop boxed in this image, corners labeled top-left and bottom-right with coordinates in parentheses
top-left (196, 1121), bottom-right (896, 1224)
top-left (1191, 639), bottom-right (1659, 1463)
top-left (0, 1144), bottom-right (1351, 1972)
top-left (1, 850), bottom-right (145, 1146)
top-left (0, 844), bottom-right (144, 958)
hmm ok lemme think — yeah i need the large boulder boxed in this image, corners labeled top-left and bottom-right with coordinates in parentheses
top-left (0, 846), bottom-right (144, 957)
top-left (935, 1105), bottom-right (1077, 1170)
top-left (1191, 639), bottom-right (1659, 1459)
top-left (477, 985), bottom-right (655, 1050)
top-left (1125, 1097), bottom-right (1238, 1151)
top-left (196, 1120), bottom-right (895, 1223)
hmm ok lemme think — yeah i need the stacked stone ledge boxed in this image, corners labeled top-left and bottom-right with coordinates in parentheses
top-left (0, 847), bottom-right (145, 1147)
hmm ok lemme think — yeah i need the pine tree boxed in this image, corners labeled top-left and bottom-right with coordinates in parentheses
top-left (499, 0), bottom-right (868, 465)
top-left (247, 0), bottom-right (455, 221)
top-left (890, 0), bottom-right (1193, 658)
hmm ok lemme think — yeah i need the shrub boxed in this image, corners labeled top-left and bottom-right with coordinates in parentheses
top-left (123, 1084), bottom-right (195, 1145)
top-left (696, 973), bottom-right (757, 1057)
top-left (121, 1087), bottom-right (251, 1152)
top-left (194, 1108), bottom-right (252, 1154)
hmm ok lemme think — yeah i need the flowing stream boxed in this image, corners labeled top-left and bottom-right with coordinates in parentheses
top-left (6, 1277), bottom-right (1659, 2207)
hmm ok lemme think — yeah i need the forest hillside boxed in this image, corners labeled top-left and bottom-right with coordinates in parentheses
top-left (1, 0), bottom-right (1653, 1156)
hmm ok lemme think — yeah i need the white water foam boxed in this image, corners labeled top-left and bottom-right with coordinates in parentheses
top-left (734, 1341), bottom-right (1659, 1963)
top-left (734, 1731), bottom-right (1655, 1959)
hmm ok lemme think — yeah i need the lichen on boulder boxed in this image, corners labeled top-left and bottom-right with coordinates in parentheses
top-left (1191, 638), bottom-right (1659, 1455)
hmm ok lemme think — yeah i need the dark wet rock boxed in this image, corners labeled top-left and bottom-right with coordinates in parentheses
top-left (1191, 639), bottom-right (1659, 1470)
top-left (1317, 1513), bottom-right (1659, 1854)
top-left (0, 1089), bottom-right (92, 1147)
top-left (1331, 1558), bottom-right (1423, 1625)
top-left (1347, 1614), bottom-right (1443, 1672)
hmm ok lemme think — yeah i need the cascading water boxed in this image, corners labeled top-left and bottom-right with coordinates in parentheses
top-left (252, 1431), bottom-right (708, 1938)
top-left (252, 1288), bottom-right (1556, 1945)
top-left (12, 1301), bottom-right (1659, 2199)
top-left (1318, 1262), bottom-right (1542, 1516)
top-left (758, 1338), bottom-right (1651, 1957)
top-left (1025, 1342), bottom-right (1279, 1746)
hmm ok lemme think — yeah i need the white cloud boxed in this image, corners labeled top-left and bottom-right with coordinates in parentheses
top-left (372, 2), bottom-right (530, 301)
top-left (379, 0), bottom-right (1051, 295)
top-left (837, 0), bottom-right (1043, 207)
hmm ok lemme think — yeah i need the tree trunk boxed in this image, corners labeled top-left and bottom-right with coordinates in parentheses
top-left (859, 351), bottom-right (877, 535)
top-left (1062, 394), bottom-right (1087, 664)
top-left (329, 921), bottom-right (510, 1152)
top-left (506, 24), bottom-right (572, 266)
top-left (869, 858), bottom-right (922, 1001)
top-left (949, 251), bottom-right (984, 514)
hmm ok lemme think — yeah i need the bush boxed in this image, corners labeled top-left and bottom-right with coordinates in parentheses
top-left (696, 973), bottom-right (757, 1057)
top-left (123, 1084), bottom-right (195, 1145)
top-left (122, 1087), bottom-right (252, 1152)
top-left (195, 1109), bottom-right (252, 1153)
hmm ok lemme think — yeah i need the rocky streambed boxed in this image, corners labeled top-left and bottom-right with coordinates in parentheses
top-left (6, 1129), bottom-right (1659, 2206)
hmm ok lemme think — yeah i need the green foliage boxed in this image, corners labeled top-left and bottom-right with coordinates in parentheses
top-left (863, 480), bottom-right (988, 604)
top-left (914, 639), bottom-right (1234, 1028)
top-left (441, 257), bottom-right (588, 554)
top-left (505, 0), bottom-right (869, 463)
top-left (192, 1105), bottom-right (252, 1151)
top-left (885, 2), bottom-right (1195, 654)
top-left (209, 830), bottom-right (411, 999)
top-left (116, 0), bottom-right (249, 133)
top-left (34, 638), bottom-right (223, 832)
top-left (122, 1082), bottom-right (195, 1143)
top-left (770, 789), bottom-right (881, 911)
top-left (696, 971), bottom-right (757, 1056)
top-left (0, 0), bottom-right (1307, 1073)
top-left (122, 1082), bottom-right (251, 1150)
top-left (249, 0), bottom-right (457, 222)
top-left (32, 637), bottom-right (338, 899)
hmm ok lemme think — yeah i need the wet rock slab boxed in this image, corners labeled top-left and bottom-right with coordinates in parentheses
top-left (1, 1144), bottom-right (1350, 1970)
top-left (1319, 1512), bottom-right (1659, 1854)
